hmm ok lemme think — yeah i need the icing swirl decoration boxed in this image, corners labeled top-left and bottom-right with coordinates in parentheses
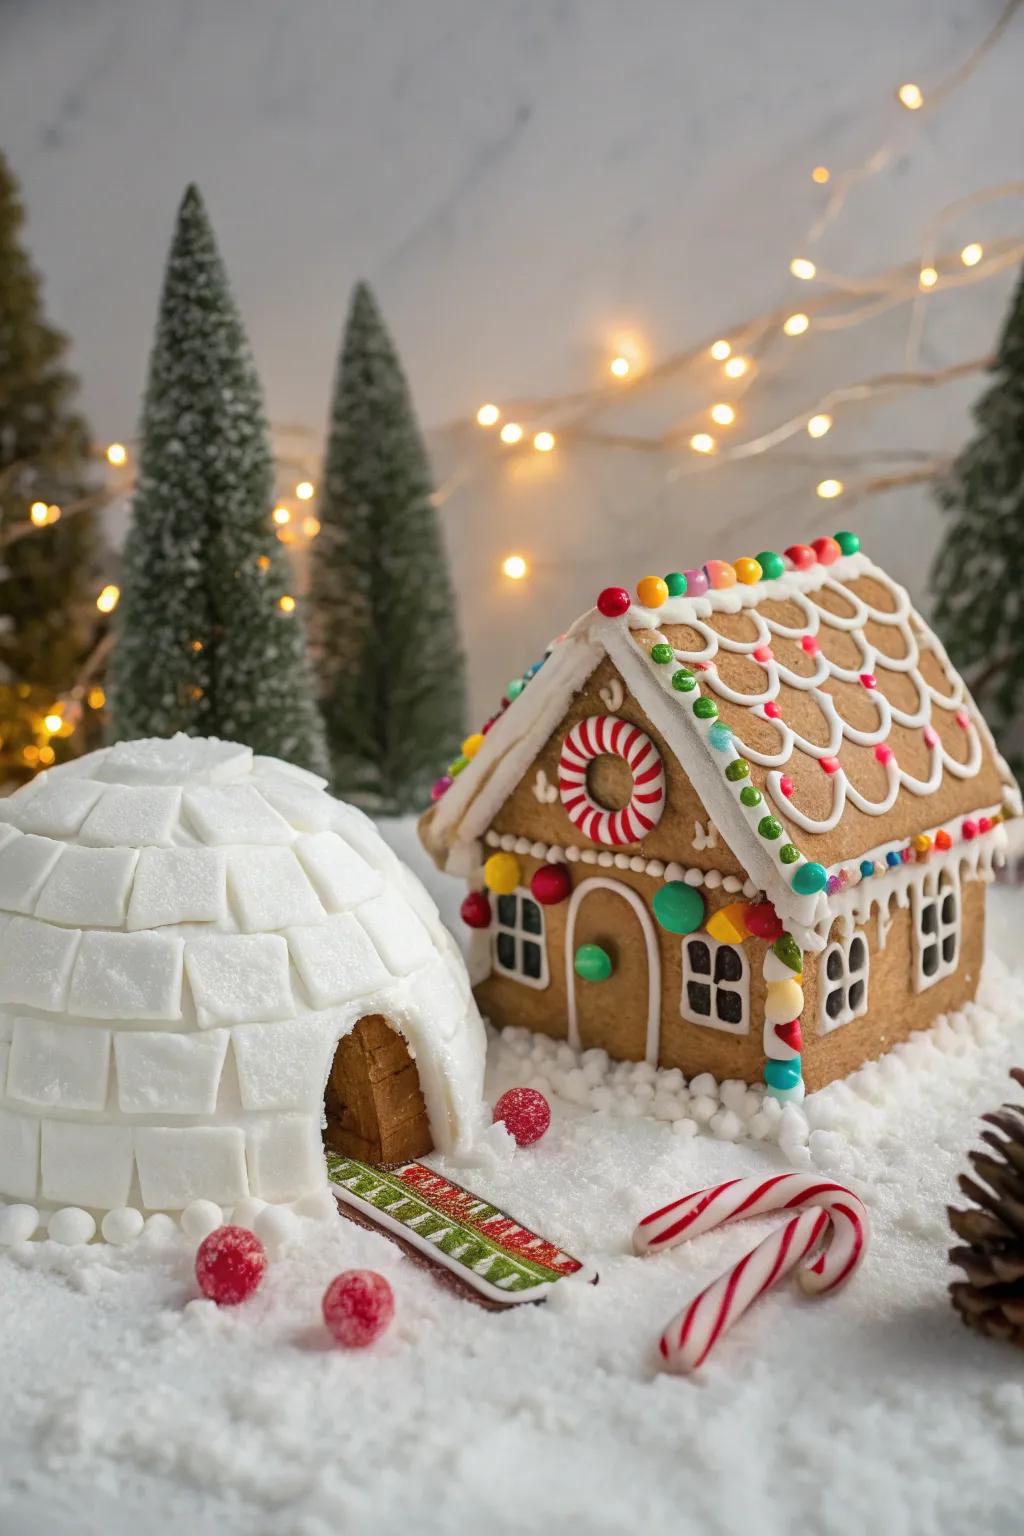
top-left (559, 714), bottom-right (666, 845)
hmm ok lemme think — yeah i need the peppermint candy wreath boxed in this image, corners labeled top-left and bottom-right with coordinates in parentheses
top-left (558, 714), bottom-right (666, 845)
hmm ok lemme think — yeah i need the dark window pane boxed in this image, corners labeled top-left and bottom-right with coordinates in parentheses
top-left (921, 903), bottom-right (937, 935)
top-left (522, 941), bottom-right (542, 979)
top-left (826, 988), bottom-right (845, 1020)
top-left (942, 934), bottom-right (956, 965)
top-left (715, 945), bottom-right (743, 983)
top-left (687, 940), bottom-right (710, 975)
top-left (521, 899), bottom-right (542, 935)
top-left (716, 989), bottom-right (743, 1026)
top-left (687, 982), bottom-right (711, 1016)
top-left (496, 895), bottom-right (517, 928)
top-left (496, 933), bottom-right (516, 971)
top-left (827, 949), bottom-right (843, 981)
top-left (922, 943), bottom-right (938, 977)
top-left (850, 937), bottom-right (866, 971)
top-left (849, 979), bottom-right (865, 1012)
top-left (941, 894), bottom-right (955, 926)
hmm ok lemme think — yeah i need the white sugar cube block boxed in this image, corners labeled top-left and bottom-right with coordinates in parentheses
top-left (0, 1040), bottom-right (8, 1090)
top-left (35, 846), bottom-right (139, 928)
top-left (252, 756), bottom-right (327, 791)
top-left (41, 1122), bottom-right (134, 1209)
top-left (226, 846), bottom-right (325, 932)
top-left (286, 913), bottom-right (391, 1010)
top-left (0, 918), bottom-right (81, 1012)
top-left (126, 846), bottom-right (226, 931)
top-left (99, 735), bottom-right (252, 786)
top-left (69, 931), bottom-right (185, 1020)
top-left (183, 784), bottom-right (292, 846)
top-left (332, 806), bottom-right (397, 874)
top-left (0, 833), bottom-right (64, 914)
top-left (0, 1108), bottom-right (40, 1200)
top-left (401, 957), bottom-right (464, 1040)
top-left (246, 1116), bottom-right (323, 1202)
top-left (79, 785), bottom-right (182, 848)
top-left (254, 777), bottom-right (335, 832)
top-left (185, 934), bottom-right (292, 1025)
top-left (114, 1029), bottom-right (229, 1115)
top-left (135, 1126), bottom-right (248, 1209)
top-left (231, 1017), bottom-right (334, 1111)
top-left (357, 891), bottom-right (435, 975)
top-left (294, 832), bottom-right (384, 911)
top-left (12, 778), bottom-right (105, 838)
top-left (7, 1020), bottom-right (111, 1110)
top-left (395, 862), bottom-right (443, 937)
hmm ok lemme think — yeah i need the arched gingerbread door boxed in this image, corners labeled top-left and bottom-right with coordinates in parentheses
top-left (324, 1015), bottom-right (431, 1166)
top-left (565, 879), bottom-right (661, 1064)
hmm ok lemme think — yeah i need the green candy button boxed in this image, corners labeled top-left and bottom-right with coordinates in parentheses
top-left (651, 643), bottom-right (674, 665)
top-left (756, 550), bottom-right (786, 580)
top-left (791, 861), bottom-right (828, 894)
top-left (574, 943), bottom-right (613, 982)
top-left (664, 572), bottom-right (688, 597)
top-left (653, 881), bottom-right (706, 935)
top-left (834, 530), bottom-right (860, 556)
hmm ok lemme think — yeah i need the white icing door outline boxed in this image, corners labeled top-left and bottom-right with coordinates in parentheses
top-left (564, 877), bottom-right (661, 1064)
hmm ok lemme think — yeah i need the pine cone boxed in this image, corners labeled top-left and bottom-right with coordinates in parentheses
top-left (949, 1067), bottom-right (1024, 1348)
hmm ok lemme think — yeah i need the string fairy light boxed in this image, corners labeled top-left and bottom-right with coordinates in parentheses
top-left (783, 313), bottom-right (810, 336)
top-left (277, 594), bottom-right (296, 613)
top-left (609, 356), bottom-right (631, 378)
top-left (96, 584), bottom-right (120, 614)
top-left (502, 554), bottom-right (528, 580)
top-left (105, 442), bottom-right (128, 466)
top-left (533, 430), bottom-right (556, 452)
top-left (709, 339), bottom-right (732, 361)
top-left (476, 403), bottom-right (500, 426)
top-left (295, 480), bottom-right (314, 500)
top-left (272, 505), bottom-right (291, 525)
top-left (807, 413), bottom-right (833, 438)
top-left (689, 433), bottom-right (716, 455)
top-left (811, 166), bottom-right (831, 185)
top-left (960, 242), bottom-right (984, 267)
top-left (29, 501), bottom-right (48, 526)
top-left (723, 355), bottom-right (750, 379)
top-left (710, 402), bottom-right (736, 426)
top-left (816, 478), bottom-right (844, 499)
top-left (500, 422), bottom-right (523, 445)
top-left (790, 258), bottom-right (817, 280)
top-left (897, 82), bottom-right (925, 111)
top-left (919, 265), bottom-right (939, 288)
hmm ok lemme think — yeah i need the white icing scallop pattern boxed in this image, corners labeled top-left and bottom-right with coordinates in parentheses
top-left (558, 715), bottom-right (666, 846)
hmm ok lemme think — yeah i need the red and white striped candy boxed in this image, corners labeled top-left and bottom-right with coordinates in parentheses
top-left (558, 714), bottom-right (666, 846)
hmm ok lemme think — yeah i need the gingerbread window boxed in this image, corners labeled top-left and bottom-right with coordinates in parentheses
top-left (913, 869), bottom-right (960, 991)
top-left (492, 890), bottom-right (549, 989)
top-left (681, 936), bottom-right (749, 1033)
top-left (820, 930), bottom-right (869, 1032)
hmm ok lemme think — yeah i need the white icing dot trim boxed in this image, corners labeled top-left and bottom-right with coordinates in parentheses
top-left (482, 829), bottom-right (756, 895)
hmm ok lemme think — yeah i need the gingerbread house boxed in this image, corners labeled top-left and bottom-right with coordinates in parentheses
top-left (0, 736), bottom-right (486, 1220)
top-left (421, 535), bottom-right (1020, 1101)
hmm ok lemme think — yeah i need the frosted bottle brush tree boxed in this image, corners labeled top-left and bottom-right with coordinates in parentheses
top-left (110, 185), bottom-right (327, 776)
top-left (932, 260), bottom-right (1024, 768)
top-left (309, 282), bottom-right (466, 813)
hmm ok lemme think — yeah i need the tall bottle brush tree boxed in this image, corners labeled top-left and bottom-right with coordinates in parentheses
top-left (932, 261), bottom-right (1024, 770)
top-left (309, 282), bottom-right (466, 812)
top-left (110, 185), bottom-right (328, 775)
top-left (0, 150), bottom-right (108, 782)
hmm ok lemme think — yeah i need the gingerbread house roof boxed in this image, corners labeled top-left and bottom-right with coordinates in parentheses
top-left (424, 544), bottom-right (1020, 936)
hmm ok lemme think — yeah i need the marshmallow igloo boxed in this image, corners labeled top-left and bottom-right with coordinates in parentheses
top-left (0, 736), bottom-right (486, 1219)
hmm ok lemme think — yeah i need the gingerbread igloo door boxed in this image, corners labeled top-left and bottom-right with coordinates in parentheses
top-left (0, 736), bottom-right (486, 1220)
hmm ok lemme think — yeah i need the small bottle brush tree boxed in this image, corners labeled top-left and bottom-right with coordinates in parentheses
top-left (110, 186), bottom-right (328, 775)
top-left (932, 262), bottom-right (1024, 768)
top-left (309, 282), bottom-right (466, 812)
top-left (0, 150), bottom-right (108, 783)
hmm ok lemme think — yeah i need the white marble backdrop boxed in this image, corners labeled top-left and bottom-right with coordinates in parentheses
top-left (0, 0), bottom-right (1021, 721)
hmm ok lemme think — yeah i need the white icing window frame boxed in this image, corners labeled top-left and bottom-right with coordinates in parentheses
top-left (680, 935), bottom-right (750, 1035)
top-left (819, 927), bottom-right (870, 1033)
top-left (912, 868), bottom-right (960, 992)
top-left (491, 888), bottom-right (549, 990)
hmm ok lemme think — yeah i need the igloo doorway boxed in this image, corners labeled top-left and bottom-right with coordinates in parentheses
top-left (323, 1015), bottom-right (432, 1166)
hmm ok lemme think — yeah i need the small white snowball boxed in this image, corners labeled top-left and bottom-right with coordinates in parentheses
top-left (710, 1108), bottom-right (743, 1141)
top-left (142, 1213), bottom-right (179, 1243)
top-left (719, 1080), bottom-right (748, 1114)
top-left (292, 1189), bottom-right (338, 1223)
top-left (555, 1043), bottom-right (576, 1070)
top-left (48, 1207), bottom-right (96, 1245)
top-left (580, 1048), bottom-right (609, 1073)
top-left (181, 1200), bottom-right (224, 1242)
top-left (739, 1091), bottom-right (762, 1121)
top-left (760, 1095), bottom-right (784, 1123)
top-left (689, 1094), bottom-right (717, 1124)
top-left (0, 1204), bottom-right (39, 1244)
top-left (672, 1118), bottom-right (698, 1139)
top-left (653, 1094), bottom-right (681, 1122)
top-left (689, 1072), bottom-right (719, 1100)
top-left (633, 1082), bottom-right (655, 1104)
top-left (253, 1204), bottom-right (298, 1256)
top-left (631, 1062), bottom-right (657, 1085)
top-left (808, 1130), bottom-right (847, 1172)
top-left (659, 1068), bottom-right (685, 1092)
top-left (589, 1087), bottom-right (613, 1112)
top-left (747, 1110), bottom-right (773, 1140)
top-left (231, 1197), bottom-right (266, 1231)
top-left (101, 1208), bottom-right (145, 1246)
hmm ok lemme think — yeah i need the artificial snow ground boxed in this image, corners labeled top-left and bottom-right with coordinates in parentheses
top-left (0, 824), bottom-right (1021, 1536)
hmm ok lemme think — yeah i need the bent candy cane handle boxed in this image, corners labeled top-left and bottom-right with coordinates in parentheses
top-left (659, 1207), bottom-right (830, 1374)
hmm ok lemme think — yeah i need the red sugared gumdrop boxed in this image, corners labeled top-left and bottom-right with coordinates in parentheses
top-left (460, 890), bottom-right (492, 929)
top-left (530, 864), bottom-right (571, 906)
top-left (744, 901), bottom-right (784, 942)
top-left (195, 1225), bottom-right (267, 1306)
top-left (322, 1269), bottom-right (395, 1348)
top-left (597, 586), bottom-right (631, 618)
top-left (493, 1086), bottom-right (551, 1147)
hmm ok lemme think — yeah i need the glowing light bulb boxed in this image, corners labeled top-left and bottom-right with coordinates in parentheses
top-left (257, 555), bottom-right (270, 571)
top-left (710, 402), bottom-right (736, 426)
top-left (96, 584), bottom-right (120, 613)
top-left (46, 505), bottom-right (61, 523)
top-left (897, 82), bottom-right (924, 110)
top-left (816, 478), bottom-right (844, 500)
top-left (295, 481), bottom-right (315, 501)
top-left (783, 312), bottom-right (810, 337)
top-left (533, 430), bottom-right (556, 453)
top-left (811, 165), bottom-right (830, 185)
top-left (29, 501), bottom-right (48, 526)
top-left (38, 745), bottom-right (55, 766)
top-left (278, 594), bottom-right (296, 613)
top-left (106, 442), bottom-right (128, 466)
top-left (500, 422), bottom-right (523, 445)
top-left (272, 506), bottom-right (291, 526)
top-left (609, 356), bottom-right (631, 378)
top-left (502, 554), bottom-right (528, 580)
top-left (919, 266), bottom-right (939, 289)
top-left (710, 339), bottom-right (732, 361)
top-left (302, 515), bottom-right (321, 538)
top-left (960, 242), bottom-right (983, 267)
top-left (43, 712), bottom-right (62, 734)
top-left (87, 686), bottom-right (106, 710)
top-left (724, 356), bottom-right (749, 379)
top-left (690, 433), bottom-right (716, 455)
top-left (790, 258), bottom-right (816, 281)
top-left (807, 413), bottom-right (833, 438)
top-left (476, 403), bottom-right (500, 426)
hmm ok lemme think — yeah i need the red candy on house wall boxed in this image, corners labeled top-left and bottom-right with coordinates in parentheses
top-left (460, 891), bottom-right (492, 929)
top-left (530, 864), bottom-right (572, 905)
top-left (744, 901), bottom-right (784, 942)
